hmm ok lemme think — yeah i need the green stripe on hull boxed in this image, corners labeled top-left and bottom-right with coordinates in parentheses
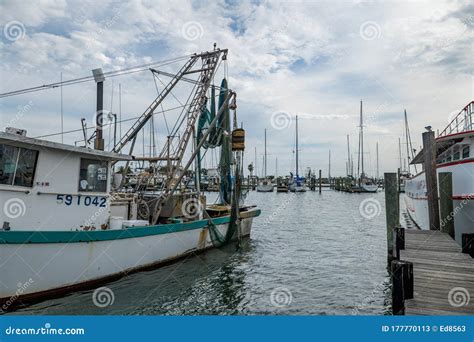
top-left (0, 209), bottom-right (261, 244)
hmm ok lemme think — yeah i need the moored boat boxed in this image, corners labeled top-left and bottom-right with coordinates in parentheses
top-left (0, 48), bottom-right (261, 308)
top-left (404, 101), bottom-right (473, 245)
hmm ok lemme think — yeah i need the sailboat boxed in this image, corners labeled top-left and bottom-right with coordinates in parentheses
top-left (289, 115), bottom-right (307, 192)
top-left (357, 101), bottom-right (378, 193)
top-left (256, 128), bottom-right (273, 192)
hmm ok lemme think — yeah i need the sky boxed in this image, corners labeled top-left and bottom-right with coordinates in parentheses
top-left (0, 0), bottom-right (472, 177)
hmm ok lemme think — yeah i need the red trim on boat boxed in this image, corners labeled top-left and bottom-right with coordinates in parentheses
top-left (452, 195), bottom-right (474, 200)
top-left (436, 129), bottom-right (474, 141)
top-left (437, 158), bottom-right (474, 168)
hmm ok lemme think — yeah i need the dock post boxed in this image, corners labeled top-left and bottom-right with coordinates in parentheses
top-left (393, 226), bottom-right (405, 260)
top-left (391, 260), bottom-right (414, 315)
top-left (319, 169), bottom-right (322, 193)
top-left (422, 130), bottom-right (440, 230)
top-left (462, 234), bottom-right (474, 257)
top-left (438, 172), bottom-right (454, 238)
top-left (384, 173), bottom-right (399, 258)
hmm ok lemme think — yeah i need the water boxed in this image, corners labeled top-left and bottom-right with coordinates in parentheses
top-left (10, 190), bottom-right (392, 315)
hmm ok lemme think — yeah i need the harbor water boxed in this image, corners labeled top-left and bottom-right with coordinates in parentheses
top-left (10, 190), bottom-right (392, 315)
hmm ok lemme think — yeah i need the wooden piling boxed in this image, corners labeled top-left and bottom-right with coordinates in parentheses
top-left (422, 131), bottom-right (440, 230)
top-left (391, 260), bottom-right (414, 315)
top-left (384, 173), bottom-right (399, 258)
top-left (393, 226), bottom-right (405, 260)
top-left (462, 234), bottom-right (474, 257)
top-left (318, 169), bottom-right (322, 193)
top-left (438, 172), bottom-right (454, 238)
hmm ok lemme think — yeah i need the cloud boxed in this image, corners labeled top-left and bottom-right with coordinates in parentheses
top-left (0, 0), bottom-right (472, 176)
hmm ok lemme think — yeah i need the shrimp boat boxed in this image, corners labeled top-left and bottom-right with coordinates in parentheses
top-left (404, 101), bottom-right (473, 245)
top-left (0, 47), bottom-right (260, 308)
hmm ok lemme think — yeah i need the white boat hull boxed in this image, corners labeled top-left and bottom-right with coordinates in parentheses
top-left (360, 183), bottom-right (378, 193)
top-left (405, 160), bottom-right (474, 245)
top-left (256, 184), bottom-right (274, 192)
top-left (0, 209), bottom-right (259, 305)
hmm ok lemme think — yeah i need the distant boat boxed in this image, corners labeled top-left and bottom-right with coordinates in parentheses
top-left (289, 115), bottom-right (307, 192)
top-left (357, 101), bottom-right (377, 193)
top-left (276, 177), bottom-right (289, 192)
top-left (256, 128), bottom-right (274, 192)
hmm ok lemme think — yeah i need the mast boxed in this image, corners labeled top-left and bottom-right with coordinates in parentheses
top-left (346, 134), bottom-right (350, 177)
top-left (398, 137), bottom-right (402, 171)
top-left (328, 150), bottom-right (331, 181)
top-left (254, 147), bottom-right (257, 177)
top-left (404, 109), bottom-right (411, 174)
top-left (276, 157), bottom-right (278, 177)
top-left (296, 115), bottom-right (299, 177)
top-left (360, 100), bottom-right (364, 177)
top-left (376, 142), bottom-right (379, 180)
top-left (264, 128), bottom-right (267, 177)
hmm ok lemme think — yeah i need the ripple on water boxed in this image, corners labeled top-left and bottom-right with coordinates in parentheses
top-left (11, 190), bottom-right (391, 316)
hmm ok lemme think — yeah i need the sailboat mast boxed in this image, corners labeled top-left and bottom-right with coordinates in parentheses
top-left (346, 134), bottom-right (350, 176)
top-left (376, 142), bottom-right (379, 180)
top-left (398, 137), bottom-right (402, 171)
top-left (404, 109), bottom-right (411, 174)
top-left (264, 128), bottom-right (267, 177)
top-left (296, 115), bottom-right (299, 177)
top-left (360, 100), bottom-right (364, 177)
top-left (328, 150), bottom-right (331, 180)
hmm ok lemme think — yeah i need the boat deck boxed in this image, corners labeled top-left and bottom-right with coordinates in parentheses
top-left (400, 229), bottom-right (474, 315)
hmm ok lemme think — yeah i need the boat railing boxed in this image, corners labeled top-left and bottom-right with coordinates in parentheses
top-left (438, 101), bottom-right (474, 138)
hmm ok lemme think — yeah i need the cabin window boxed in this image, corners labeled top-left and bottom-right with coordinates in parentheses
top-left (462, 146), bottom-right (470, 159)
top-left (453, 151), bottom-right (460, 161)
top-left (0, 144), bottom-right (38, 187)
top-left (78, 158), bottom-right (108, 192)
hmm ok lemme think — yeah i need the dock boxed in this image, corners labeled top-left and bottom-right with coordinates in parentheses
top-left (394, 229), bottom-right (474, 315)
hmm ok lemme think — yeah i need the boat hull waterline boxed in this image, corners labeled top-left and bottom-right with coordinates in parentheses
top-left (0, 208), bottom-right (260, 307)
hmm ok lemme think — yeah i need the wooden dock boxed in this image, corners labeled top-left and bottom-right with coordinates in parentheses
top-left (399, 229), bottom-right (474, 315)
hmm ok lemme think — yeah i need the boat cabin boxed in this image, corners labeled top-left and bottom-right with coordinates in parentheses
top-left (0, 128), bottom-right (132, 232)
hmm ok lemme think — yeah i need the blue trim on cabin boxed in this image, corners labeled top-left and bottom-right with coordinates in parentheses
top-left (0, 209), bottom-right (261, 244)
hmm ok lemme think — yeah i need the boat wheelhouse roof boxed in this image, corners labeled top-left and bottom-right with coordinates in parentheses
top-left (0, 131), bottom-right (133, 160)
top-left (410, 101), bottom-right (473, 165)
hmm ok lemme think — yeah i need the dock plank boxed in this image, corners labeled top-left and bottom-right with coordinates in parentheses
top-left (399, 229), bottom-right (474, 315)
